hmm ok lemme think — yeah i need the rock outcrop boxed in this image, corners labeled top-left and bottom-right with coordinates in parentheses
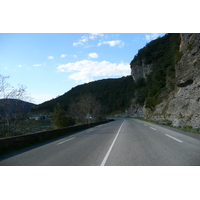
top-left (163, 33), bottom-right (200, 128)
top-left (131, 61), bottom-right (153, 81)
top-left (130, 33), bottom-right (200, 129)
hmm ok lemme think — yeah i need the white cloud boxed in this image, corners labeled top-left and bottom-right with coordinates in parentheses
top-left (90, 33), bottom-right (104, 37)
top-left (33, 63), bottom-right (46, 67)
top-left (145, 33), bottom-right (160, 41)
top-left (61, 54), bottom-right (67, 58)
top-left (88, 52), bottom-right (99, 59)
top-left (74, 55), bottom-right (77, 58)
top-left (98, 40), bottom-right (124, 47)
top-left (17, 65), bottom-right (22, 67)
top-left (89, 35), bottom-right (96, 40)
top-left (47, 56), bottom-right (54, 59)
top-left (73, 35), bottom-right (89, 46)
top-left (73, 41), bottom-right (82, 46)
top-left (57, 60), bottom-right (130, 83)
top-left (73, 33), bottom-right (105, 47)
top-left (89, 33), bottom-right (104, 40)
top-left (33, 64), bottom-right (42, 67)
top-left (80, 36), bottom-right (88, 43)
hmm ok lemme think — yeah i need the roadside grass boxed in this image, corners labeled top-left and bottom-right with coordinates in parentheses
top-left (132, 117), bottom-right (200, 135)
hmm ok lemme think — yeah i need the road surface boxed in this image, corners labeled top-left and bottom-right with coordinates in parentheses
top-left (1, 118), bottom-right (200, 166)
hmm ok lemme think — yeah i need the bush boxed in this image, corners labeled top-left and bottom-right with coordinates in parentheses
top-left (175, 51), bottom-right (182, 63)
top-left (145, 97), bottom-right (158, 110)
top-left (52, 103), bottom-right (75, 129)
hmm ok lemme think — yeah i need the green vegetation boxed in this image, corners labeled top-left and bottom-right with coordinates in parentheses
top-left (32, 76), bottom-right (136, 115)
top-left (145, 97), bottom-right (158, 111)
top-left (68, 94), bottom-right (103, 124)
top-left (0, 74), bottom-right (34, 138)
top-left (175, 51), bottom-right (182, 63)
top-left (130, 33), bottom-right (181, 109)
top-left (52, 103), bottom-right (75, 128)
top-left (133, 117), bottom-right (200, 135)
top-left (187, 42), bottom-right (194, 50)
top-left (33, 34), bottom-right (181, 118)
top-left (181, 125), bottom-right (200, 134)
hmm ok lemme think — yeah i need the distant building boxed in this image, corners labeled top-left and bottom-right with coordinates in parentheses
top-left (29, 115), bottom-right (46, 120)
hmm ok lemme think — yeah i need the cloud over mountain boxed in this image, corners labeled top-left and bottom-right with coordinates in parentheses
top-left (145, 33), bottom-right (160, 41)
top-left (57, 60), bottom-right (130, 83)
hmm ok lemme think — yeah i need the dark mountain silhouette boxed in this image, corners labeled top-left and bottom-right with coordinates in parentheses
top-left (0, 99), bottom-right (35, 114)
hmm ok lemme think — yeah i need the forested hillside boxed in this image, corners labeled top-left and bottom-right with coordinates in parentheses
top-left (130, 33), bottom-right (181, 109)
top-left (31, 76), bottom-right (136, 115)
top-left (32, 33), bottom-right (182, 120)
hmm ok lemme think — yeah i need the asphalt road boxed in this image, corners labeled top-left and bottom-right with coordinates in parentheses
top-left (1, 118), bottom-right (200, 166)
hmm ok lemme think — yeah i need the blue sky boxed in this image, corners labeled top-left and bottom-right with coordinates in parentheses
top-left (0, 33), bottom-right (166, 104)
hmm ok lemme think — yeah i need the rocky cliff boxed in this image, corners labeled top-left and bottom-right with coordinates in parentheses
top-left (131, 62), bottom-right (153, 81)
top-left (161, 33), bottom-right (200, 128)
top-left (130, 33), bottom-right (200, 129)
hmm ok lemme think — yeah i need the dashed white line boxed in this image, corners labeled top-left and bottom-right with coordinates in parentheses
top-left (57, 137), bottom-right (76, 145)
top-left (100, 120), bottom-right (125, 166)
top-left (144, 124), bottom-right (147, 126)
top-left (97, 125), bottom-right (105, 128)
top-left (150, 127), bottom-right (156, 130)
top-left (165, 134), bottom-right (183, 143)
top-left (86, 129), bottom-right (94, 133)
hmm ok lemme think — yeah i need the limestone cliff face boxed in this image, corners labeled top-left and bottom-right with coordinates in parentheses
top-left (130, 33), bottom-right (200, 129)
top-left (164, 33), bottom-right (200, 128)
top-left (131, 61), bottom-right (153, 81)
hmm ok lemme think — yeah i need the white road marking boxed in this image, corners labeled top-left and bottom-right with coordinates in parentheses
top-left (100, 120), bottom-right (125, 166)
top-left (86, 129), bottom-right (94, 133)
top-left (97, 124), bottom-right (105, 128)
top-left (144, 124), bottom-right (147, 126)
top-left (150, 127), bottom-right (156, 130)
top-left (165, 134), bottom-right (183, 143)
top-left (57, 137), bottom-right (76, 145)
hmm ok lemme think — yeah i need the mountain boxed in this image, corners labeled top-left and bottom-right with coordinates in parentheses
top-left (31, 76), bottom-right (136, 115)
top-left (0, 99), bottom-right (35, 114)
top-left (32, 33), bottom-right (200, 129)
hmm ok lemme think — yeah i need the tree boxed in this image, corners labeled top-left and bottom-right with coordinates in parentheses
top-left (52, 103), bottom-right (75, 129)
top-left (0, 74), bottom-right (32, 137)
top-left (69, 94), bottom-right (103, 124)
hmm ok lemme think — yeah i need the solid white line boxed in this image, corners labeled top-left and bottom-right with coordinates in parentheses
top-left (57, 137), bottom-right (76, 145)
top-left (100, 120), bottom-right (125, 166)
top-left (165, 134), bottom-right (183, 143)
top-left (150, 127), bottom-right (156, 130)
